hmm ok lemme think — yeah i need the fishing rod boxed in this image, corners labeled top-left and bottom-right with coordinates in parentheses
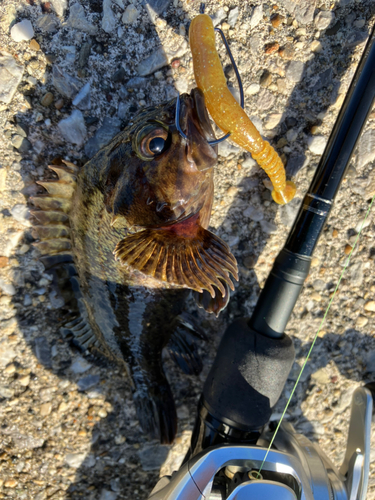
top-left (149, 16), bottom-right (375, 500)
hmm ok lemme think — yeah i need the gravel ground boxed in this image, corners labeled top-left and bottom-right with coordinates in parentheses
top-left (0, 0), bottom-right (375, 498)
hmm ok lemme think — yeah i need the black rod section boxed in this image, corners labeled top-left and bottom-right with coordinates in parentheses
top-left (250, 23), bottom-right (375, 338)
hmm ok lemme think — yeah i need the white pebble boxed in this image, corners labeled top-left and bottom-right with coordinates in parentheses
top-left (245, 83), bottom-right (260, 96)
top-left (10, 20), bottom-right (34, 42)
top-left (122, 5), bottom-right (138, 24)
top-left (307, 135), bottom-right (327, 155)
top-left (264, 113), bottom-right (283, 130)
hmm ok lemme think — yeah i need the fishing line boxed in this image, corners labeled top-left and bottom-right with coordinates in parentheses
top-left (257, 191), bottom-right (375, 476)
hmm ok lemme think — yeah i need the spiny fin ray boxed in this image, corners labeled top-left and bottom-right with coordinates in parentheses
top-left (114, 225), bottom-right (238, 296)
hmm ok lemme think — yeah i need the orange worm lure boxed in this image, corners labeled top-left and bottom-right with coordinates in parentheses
top-left (189, 14), bottom-right (296, 205)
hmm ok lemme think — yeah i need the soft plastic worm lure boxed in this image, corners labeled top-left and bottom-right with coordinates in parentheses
top-left (189, 14), bottom-right (296, 205)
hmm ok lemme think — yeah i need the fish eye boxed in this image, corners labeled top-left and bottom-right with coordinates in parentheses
top-left (139, 126), bottom-right (170, 159)
top-left (149, 137), bottom-right (166, 154)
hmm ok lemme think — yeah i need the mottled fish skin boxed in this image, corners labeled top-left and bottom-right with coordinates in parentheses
top-left (32, 91), bottom-right (237, 444)
top-left (68, 93), bottom-right (217, 443)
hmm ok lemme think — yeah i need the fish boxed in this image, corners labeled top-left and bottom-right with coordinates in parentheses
top-left (30, 88), bottom-right (238, 444)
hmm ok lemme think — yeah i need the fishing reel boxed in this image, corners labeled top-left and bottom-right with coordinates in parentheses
top-left (148, 320), bottom-right (373, 500)
top-left (148, 390), bottom-right (373, 500)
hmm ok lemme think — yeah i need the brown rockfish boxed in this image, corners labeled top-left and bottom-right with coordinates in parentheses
top-left (31, 89), bottom-right (238, 444)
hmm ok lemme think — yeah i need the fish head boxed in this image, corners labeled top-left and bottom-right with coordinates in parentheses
top-left (105, 88), bottom-right (218, 229)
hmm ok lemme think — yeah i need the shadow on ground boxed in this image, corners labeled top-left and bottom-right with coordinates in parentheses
top-left (2, 0), bottom-right (374, 498)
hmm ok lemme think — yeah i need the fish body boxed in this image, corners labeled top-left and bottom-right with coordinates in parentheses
top-left (31, 90), bottom-right (238, 443)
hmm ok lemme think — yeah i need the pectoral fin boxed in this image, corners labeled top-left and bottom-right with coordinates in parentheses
top-left (114, 221), bottom-right (238, 297)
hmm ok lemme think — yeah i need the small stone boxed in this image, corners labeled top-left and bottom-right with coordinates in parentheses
top-left (102, 0), bottom-right (117, 33)
top-left (52, 65), bottom-right (80, 99)
top-left (310, 40), bottom-right (323, 53)
top-left (0, 279), bottom-right (16, 296)
top-left (18, 375), bottom-right (30, 386)
top-left (77, 375), bottom-right (100, 391)
top-left (65, 453), bottom-right (86, 468)
top-left (122, 5), bottom-right (139, 24)
top-left (364, 301), bottom-right (375, 312)
top-left (344, 244), bottom-right (352, 255)
top-left (40, 402), bottom-right (53, 416)
top-left (311, 68), bottom-right (333, 91)
top-left (58, 401), bottom-right (69, 412)
top-left (138, 445), bottom-right (169, 471)
top-left (0, 340), bottom-right (16, 367)
top-left (311, 292), bottom-right (321, 302)
top-left (34, 337), bottom-right (52, 368)
top-left (67, 3), bottom-right (97, 34)
top-left (265, 42), bottom-right (279, 55)
top-left (314, 10), bottom-right (335, 30)
top-left (243, 255), bottom-right (256, 269)
top-left (72, 82), bottom-right (91, 110)
top-left (11, 135), bottom-right (31, 152)
top-left (257, 89), bottom-right (275, 111)
top-left (311, 368), bottom-right (330, 385)
top-left (218, 141), bottom-right (240, 158)
top-left (286, 60), bottom-right (304, 82)
top-left (5, 363), bottom-right (16, 374)
top-left (0, 386), bottom-right (14, 398)
top-left (70, 356), bottom-right (91, 374)
top-left (355, 217), bottom-right (371, 234)
top-left (350, 262), bottom-right (363, 287)
top-left (332, 229), bottom-right (338, 238)
top-left (250, 5), bottom-right (263, 28)
top-left (242, 156), bottom-right (256, 169)
top-left (4, 479), bottom-right (17, 488)
top-left (227, 6), bottom-right (239, 26)
top-left (36, 14), bottom-right (58, 33)
top-left (136, 47), bottom-right (168, 76)
top-left (307, 135), bottom-right (326, 155)
top-left (356, 315), bottom-right (368, 328)
top-left (295, 0), bottom-right (315, 25)
top-left (114, 434), bottom-right (126, 445)
top-left (278, 43), bottom-right (295, 59)
top-left (84, 116), bottom-right (121, 158)
top-left (112, 67), bottom-right (126, 83)
top-left (264, 113), bottom-right (282, 130)
top-left (245, 83), bottom-right (260, 95)
top-left (260, 70), bottom-right (272, 87)
top-left (10, 20), bottom-right (34, 42)
top-left (0, 169), bottom-right (7, 192)
top-left (54, 98), bottom-right (64, 109)
top-left (78, 42), bottom-right (92, 69)
top-left (357, 129), bottom-right (375, 169)
top-left (29, 39), bottom-right (40, 51)
top-left (40, 92), bottom-right (54, 107)
top-left (271, 14), bottom-right (284, 28)
top-left (99, 490), bottom-right (118, 500)
top-left (98, 408), bottom-right (107, 418)
top-left (0, 52), bottom-right (24, 104)
top-left (58, 110), bottom-right (87, 146)
top-left (126, 77), bottom-right (147, 89)
top-left (0, 257), bottom-right (9, 269)
top-left (221, 22), bottom-right (230, 30)
top-left (260, 220), bottom-right (277, 234)
top-left (51, 0), bottom-right (67, 16)
top-left (210, 8), bottom-right (227, 27)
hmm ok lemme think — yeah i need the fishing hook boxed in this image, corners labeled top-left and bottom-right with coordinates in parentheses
top-left (175, 14), bottom-right (244, 145)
